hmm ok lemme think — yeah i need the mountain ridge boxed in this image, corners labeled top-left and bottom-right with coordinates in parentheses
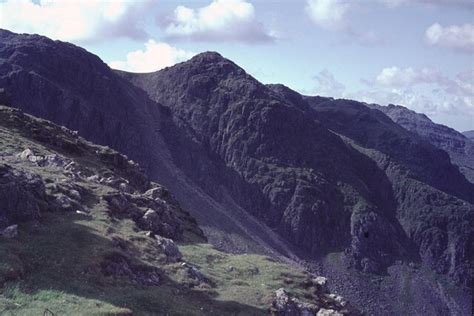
top-left (1, 30), bottom-right (472, 315)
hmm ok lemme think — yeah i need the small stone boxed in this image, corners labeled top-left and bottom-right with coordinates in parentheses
top-left (316, 308), bottom-right (343, 316)
top-left (17, 148), bottom-right (34, 160)
top-left (68, 189), bottom-right (81, 201)
top-left (313, 276), bottom-right (328, 292)
top-left (119, 182), bottom-right (133, 193)
top-left (1, 224), bottom-right (18, 238)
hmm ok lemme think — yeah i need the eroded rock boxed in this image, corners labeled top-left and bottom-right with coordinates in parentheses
top-left (155, 235), bottom-right (182, 262)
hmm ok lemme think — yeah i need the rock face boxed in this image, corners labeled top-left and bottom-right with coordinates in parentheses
top-left (1, 30), bottom-right (472, 314)
top-left (0, 163), bottom-right (47, 228)
top-left (124, 52), bottom-right (473, 285)
top-left (369, 104), bottom-right (474, 183)
top-left (121, 53), bottom-right (417, 274)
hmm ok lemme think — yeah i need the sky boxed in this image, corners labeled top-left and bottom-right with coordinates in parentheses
top-left (0, 0), bottom-right (473, 131)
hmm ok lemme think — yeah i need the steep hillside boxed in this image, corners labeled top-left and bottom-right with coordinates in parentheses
top-left (0, 105), bottom-right (356, 315)
top-left (370, 104), bottom-right (474, 183)
top-left (1, 29), bottom-right (472, 315)
top-left (123, 55), bottom-right (473, 315)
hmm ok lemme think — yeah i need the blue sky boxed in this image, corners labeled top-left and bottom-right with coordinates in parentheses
top-left (0, 0), bottom-right (473, 131)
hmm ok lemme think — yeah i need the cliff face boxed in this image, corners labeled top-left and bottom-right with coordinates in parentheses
top-left (370, 104), bottom-right (474, 183)
top-left (1, 30), bottom-right (472, 315)
top-left (122, 53), bottom-right (473, 286)
top-left (120, 53), bottom-right (416, 273)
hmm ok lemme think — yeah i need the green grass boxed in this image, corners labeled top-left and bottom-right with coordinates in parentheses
top-left (0, 106), bottom-right (321, 315)
top-left (0, 210), bottom-right (318, 315)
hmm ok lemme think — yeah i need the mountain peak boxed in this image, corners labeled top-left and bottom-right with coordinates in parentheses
top-left (190, 51), bottom-right (226, 63)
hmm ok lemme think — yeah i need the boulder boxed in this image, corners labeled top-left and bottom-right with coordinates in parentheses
top-left (17, 148), bottom-right (34, 160)
top-left (316, 309), bottom-right (343, 316)
top-left (0, 164), bottom-right (46, 227)
top-left (155, 235), bottom-right (182, 262)
top-left (144, 187), bottom-right (169, 200)
top-left (142, 209), bottom-right (159, 228)
top-left (312, 276), bottom-right (328, 293)
top-left (17, 148), bottom-right (45, 165)
top-left (271, 288), bottom-right (318, 316)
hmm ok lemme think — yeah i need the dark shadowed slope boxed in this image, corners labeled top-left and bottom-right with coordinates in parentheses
top-left (119, 52), bottom-right (416, 272)
top-left (370, 104), bottom-right (474, 183)
top-left (121, 53), bottom-right (472, 313)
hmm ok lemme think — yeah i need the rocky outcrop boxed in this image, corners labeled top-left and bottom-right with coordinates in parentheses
top-left (0, 105), bottom-right (205, 244)
top-left (100, 252), bottom-right (161, 286)
top-left (270, 276), bottom-right (358, 316)
top-left (155, 235), bottom-right (182, 262)
top-left (0, 163), bottom-right (48, 228)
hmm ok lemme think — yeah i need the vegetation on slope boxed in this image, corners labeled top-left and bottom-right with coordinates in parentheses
top-left (0, 105), bottom-right (355, 315)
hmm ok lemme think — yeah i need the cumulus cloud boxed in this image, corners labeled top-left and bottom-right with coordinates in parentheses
top-left (305, 0), bottom-right (349, 30)
top-left (381, 0), bottom-right (474, 9)
top-left (425, 23), bottom-right (474, 52)
top-left (163, 0), bottom-right (274, 43)
top-left (306, 66), bottom-right (473, 130)
top-left (0, 0), bottom-right (151, 42)
top-left (356, 66), bottom-right (474, 117)
top-left (311, 69), bottom-right (346, 97)
top-left (305, 0), bottom-right (382, 46)
top-left (375, 67), bottom-right (443, 87)
top-left (108, 40), bottom-right (195, 73)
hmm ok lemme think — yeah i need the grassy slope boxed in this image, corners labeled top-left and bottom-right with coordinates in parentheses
top-left (0, 106), bottom-right (320, 315)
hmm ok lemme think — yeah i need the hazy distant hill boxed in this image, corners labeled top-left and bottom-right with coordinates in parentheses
top-left (370, 104), bottom-right (474, 183)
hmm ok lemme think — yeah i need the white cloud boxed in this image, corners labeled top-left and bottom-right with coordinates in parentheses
top-left (356, 67), bottom-right (474, 117)
top-left (380, 0), bottom-right (407, 8)
top-left (305, 0), bottom-right (349, 30)
top-left (305, 0), bottom-right (382, 46)
top-left (306, 67), bottom-right (473, 130)
top-left (375, 67), bottom-right (442, 87)
top-left (311, 69), bottom-right (346, 97)
top-left (0, 0), bottom-right (151, 42)
top-left (108, 40), bottom-right (195, 73)
top-left (381, 0), bottom-right (474, 9)
top-left (163, 0), bottom-right (274, 43)
top-left (425, 23), bottom-right (474, 52)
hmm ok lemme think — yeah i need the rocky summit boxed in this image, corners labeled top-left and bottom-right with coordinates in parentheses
top-left (0, 29), bottom-right (473, 315)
